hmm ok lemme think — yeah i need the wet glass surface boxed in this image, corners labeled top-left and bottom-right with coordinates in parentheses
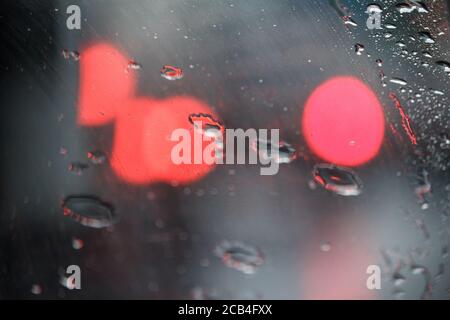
top-left (0, 0), bottom-right (449, 299)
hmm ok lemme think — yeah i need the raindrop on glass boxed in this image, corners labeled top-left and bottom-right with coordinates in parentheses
top-left (127, 60), bottom-right (141, 70)
top-left (251, 139), bottom-right (297, 164)
top-left (87, 150), bottom-right (107, 165)
top-left (436, 61), bottom-right (450, 73)
top-left (215, 241), bottom-right (264, 275)
top-left (418, 31), bottom-right (435, 44)
top-left (68, 162), bottom-right (89, 175)
top-left (72, 238), bottom-right (84, 250)
top-left (355, 43), bottom-right (365, 56)
top-left (160, 65), bottom-right (183, 80)
top-left (313, 164), bottom-right (363, 196)
top-left (188, 113), bottom-right (224, 138)
top-left (390, 78), bottom-right (408, 86)
top-left (62, 195), bottom-right (116, 229)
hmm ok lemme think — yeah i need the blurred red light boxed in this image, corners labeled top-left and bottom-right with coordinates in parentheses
top-left (302, 76), bottom-right (385, 166)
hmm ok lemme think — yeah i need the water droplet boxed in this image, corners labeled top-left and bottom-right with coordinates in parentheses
top-left (418, 31), bottom-right (435, 44)
top-left (62, 195), bottom-right (117, 229)
top-left (436, 61), bottom-right (450, 73)
top-left (59, 274), bottom-right (76, 290)
top-left (127, 60), bottom-right (141, 70)
top-left (87, 151), bottom-right (107, 165)
top-left (320, 242), bottom-right (332, 252)
top-left (423, 51), bottom-right (433, 58)
top-left (393, 289), bottom-right (406, 299)
top-left (396, 41), bottom-right (406, 48)
top-left (251, 139), bottom-right (297, 164)
top-left (68, 162), bottom-right (89, 175)
top-left (393, 272), bottom-right (406, 286)
top-left (355, 43), bottom-right (365, 55)
top-left (430, 89), bottom-right (444, 96)
top-left (367, 4), bottom-right (383, 13)
top-left (415, 169), bottom-right (431, 206)
top-left (376, 59), bottom-right (383, 67)
top-left (385, 24), bottom-right (397, 29)
top-left (384, 32), bottom-right (393, 39)
top-left (72, 238), bottom-right (84, 250)
top-left (396, 2), bottom-right (429, 14)
top-left (62, 49), bottom-right (80, 61)
top-left (215, 241), bottom-right (264, 275)
top-left (313, 164), bottom-right (363, 196)
top-left (160, 65), bottom-right (183, 80)
top-left (31, 284), bottom-right (42, 295)
top-left (343, 16), bottom-right (358, 27)
top-left (390, 78), bottom-right (408, 86)
top-left (188, 113), bottom-right (224, 138)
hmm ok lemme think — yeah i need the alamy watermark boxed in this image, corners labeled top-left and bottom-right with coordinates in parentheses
top-left (61, 265), bottom-right (81, 290)
top-left (170, 122), bottom-right (288, 176)
top-left (66, 5), bottom-right (81, 30)
top-left (366, 264), bottom-right (381, 290)
top-left (366, 5), bottom-right (382, 30)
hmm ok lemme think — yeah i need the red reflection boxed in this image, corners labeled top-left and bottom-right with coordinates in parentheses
top-left (302, 218), bottom-right (377, 300)
top-left (302, 77), bottom-right (385, 166)
top-left (78, 43), bottom-right (217, 185)
top-left (111, 97), bottom-right (217, 185)
top-left (78, 43), bottom-right (136, 126)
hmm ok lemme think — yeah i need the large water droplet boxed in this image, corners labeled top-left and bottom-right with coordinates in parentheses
top-left (436, 61), bottom-right (450, 73)
top-left (215, 241), bottom-right (264, 275)
top-left (87, 150), bottom-right (107, 165)
top-left (160, 65), bottom-right (183, 80)
top-left (62, 195), bottom-right (117, 229)
top-left (313, 164), bottom-right (363, 196)
top-left (127, 60), bottom-right (141, 70)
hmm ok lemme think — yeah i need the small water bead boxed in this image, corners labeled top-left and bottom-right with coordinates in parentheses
top-left (366, 4), bottom-right (382, 13)
top-left (436, 61), bottom-right (450, 73)
top-left (393, 272), bottom-right (406, 286)
top-left (87, 150), bottom-right (107, 165)
top-left (31, 284), bottom-right (43, 295)
top-left (251, 139), bottom-right (297, 164)
top-left (68, 162), bottom-right (89, 175)
top-left (355, 43), bottom-right (365, 55)
top-left (390, 78), bottom-right (408, 86)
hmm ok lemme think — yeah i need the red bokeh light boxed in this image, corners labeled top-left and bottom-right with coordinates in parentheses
top-left (111, 97), bottom-right (218, 185)
top-left (78, 43), bottom-right (136, 126)
top-left (302, 76), bottom-right (385, 167)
